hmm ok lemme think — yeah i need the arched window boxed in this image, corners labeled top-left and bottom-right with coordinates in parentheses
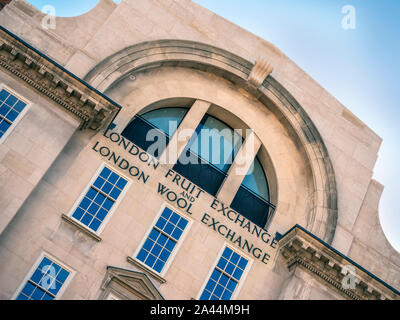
top-left (231, 156), bottom-right (273, 228)
top-left (122, 107), bottom-right (274, 228)
top-left (173, 114), bottom-right (242, 195)
top-left (122, 107), bottom-right (188, 158)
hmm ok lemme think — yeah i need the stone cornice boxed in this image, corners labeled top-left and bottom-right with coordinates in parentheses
top-left (279, 225), bottom-right (400, 300)
top-left (0, 26), bottom-right (121, 130)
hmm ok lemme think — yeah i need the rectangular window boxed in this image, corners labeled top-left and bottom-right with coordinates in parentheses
top-left (0, 87), bottom-right (28, 142)
top-left (199, 246), bottom-right (249, 300)
top-left (15, 254), bottom-right (73, 300)
top-left (136, 207), bottom-right (189, 274)
top-left (71, 166), bottom-right (128, 233)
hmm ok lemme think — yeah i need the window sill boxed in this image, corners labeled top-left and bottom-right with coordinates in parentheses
top-left (61, 214), bottom-right (102, 242)
top-left (126, 256), bottom-right (167, 284)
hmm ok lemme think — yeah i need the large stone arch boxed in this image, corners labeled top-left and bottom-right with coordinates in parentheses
top-left (83, 39), bottom-right (338, 244)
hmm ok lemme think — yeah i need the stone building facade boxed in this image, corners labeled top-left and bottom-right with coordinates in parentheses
top-left (0, 0), bottom-right (398, 300)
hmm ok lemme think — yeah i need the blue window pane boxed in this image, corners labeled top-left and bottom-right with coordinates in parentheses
top-left (0, 89), bottom-right (9, 101)
top-left (177, 218), bottom-right (188, 230)
top-left (171, 228), bottom-right (183, 240)
top-left (30, 269), bottom-right (43, 284)
top-left (211, 269), bottom-right (221, 281)
top-left (143, 238), bottom-right (155, 251)
top-left (56, 269), bottom-right (70, 284)
top-left (145, 254), bottom-right (156, 268)
top-left (79, 197), bottom-right (91, 210)
top-left (137, 249), bottom-right (148, 263)
top-left (108, 172), bottom-right (119, 184)
top-left (31, 287), bottom-right (46, 300)
top-left (159, 249), bottom-right (170, 262)
top-left (221, 290), bottom-right (232, 300)
top-left (205, 279), bottom-right (217, 292)
top-left (200, 290), bottom-right (211, 300)
top-left (81, 213), bottom-right (93, 226)
top-left (217, 257), bottom-right (227, 270)
top-left (220, 274), bottom-right (229, 287)
top-left (109, 187), bottom-right (121, 200)
top-left (170, 213), bottom-right (180, 225)
top-left (38, 257), bottom-right (53, 271)
top-left (153, 260), bottom-right (165, 273)
top-left (0, 104), bottom-right (10, 116)
top-left (86, 188), bottom-right (97, 200)
top-left (233, 268), bottom-right (243, 281)
top-left (72, 207), bottom-right (85, 220)
top-left (152, 244), bottom-right (162, 256)
top-left (7, 110), bottom-right (18, 122)
top-left (222, 247), bottom-right (232, 259)
top-left (210, 295), bottom-right (219, 300)
top-left (48, 280), bottom-right (62, 296)
top-left (138, 209), bottom-right (188, 273)
top-left (87, 203), bottom-right (99, 215)
top-left (14, 101), bottom-right (26, 113)
top-left (0, 120), bottom-right (10, 133)
top-left (238, 257), bottom-right (248, 270)
top-left (162, 207), bottom-right (172, 219)
top-left (103, 198), bottom-right (114, 211)
top-left (50, 263), bottom-right (61, 276)
top-left (5, 95), bottom-right (17, 107)
top-left (43, 293), bottom-right (54, 301)
top-left (158, 234), bottom-right (168, 246)
top-left (148, 229), bottom-right (159, 241)
top-left (214, 284), bottom-right (224, 298)
top-left (89, 218), bottom-right (101, 232)
top-left (227, 279), bottom-right (237, 292)
top-left (155, 217), bottom-right (167, 230)
top-left (94, 193), bottom-right (106, 206)
top-left (149, 229), bottom-right (160, 241)
top-left (165, 239), bottom-right (175, 251)
top-left (201, 247), bottom-right (248, 301)
top-left (102, 182), bottom-right (113, 194)
top-left (225, 262), bottom-right (235, 275)
top-left (17, 294), bottom-right (28, 300)
top-left (231, 252), bottom-right (240, 265)
top-left (116, 178), bottom-right (127, 189)
top-left (100, 167), bottom-right (111, 179)
top-left (96, 208), bottom-right (108, 221)
top-left (93, 177), bottom-right (105, 190)
top-left (21, 282), bottom-right (35, 296)
top-left (164, 222), bottom-right (174, 235)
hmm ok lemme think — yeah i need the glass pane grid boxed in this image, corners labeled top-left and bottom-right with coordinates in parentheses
top-left (16, 257), bottom-right (70, 300)
top-left (0, 89), bottom-right (27, 138)
top-left (200, 247), bottom-right (248, 301)
top-left (72, 167), bottom-right (128, 232)
top-left (137, 208), bottom-right (189, 273)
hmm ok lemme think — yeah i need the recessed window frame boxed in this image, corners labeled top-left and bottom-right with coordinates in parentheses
top-left (66, 162), bottom-right (132, 236)
top-left (12, 251), bottom-right (75, 300)
top-left (196, 243), bottom-right (253, 301)
top-left (132, 203), bottom-right (192, 278)
top-left (0, 83), bottom-right (31, 145)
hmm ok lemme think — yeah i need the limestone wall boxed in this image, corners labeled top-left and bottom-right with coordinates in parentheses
top-left (0, 0), bottom-right (398, 298)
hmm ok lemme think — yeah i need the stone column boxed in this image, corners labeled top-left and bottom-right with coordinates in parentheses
top-left (160, 99), bottom-right (210, 169)
top-left (217, 131), bottom-right (262, 205)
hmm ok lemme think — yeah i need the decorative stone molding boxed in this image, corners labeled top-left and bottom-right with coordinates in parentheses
top-left (248, 58), bottom-right (274, 87)
top-left (83, 39), bottom-right (338, 244)
top-left (278, 225), bottom-right (400, 300)
top-left (99, 266), bottom-right (164, 300)
top-left (0, 26), bottom-right (120, 130)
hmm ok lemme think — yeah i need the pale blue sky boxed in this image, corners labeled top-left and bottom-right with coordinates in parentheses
top-left (25, 0), bottom-right (400, 252)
